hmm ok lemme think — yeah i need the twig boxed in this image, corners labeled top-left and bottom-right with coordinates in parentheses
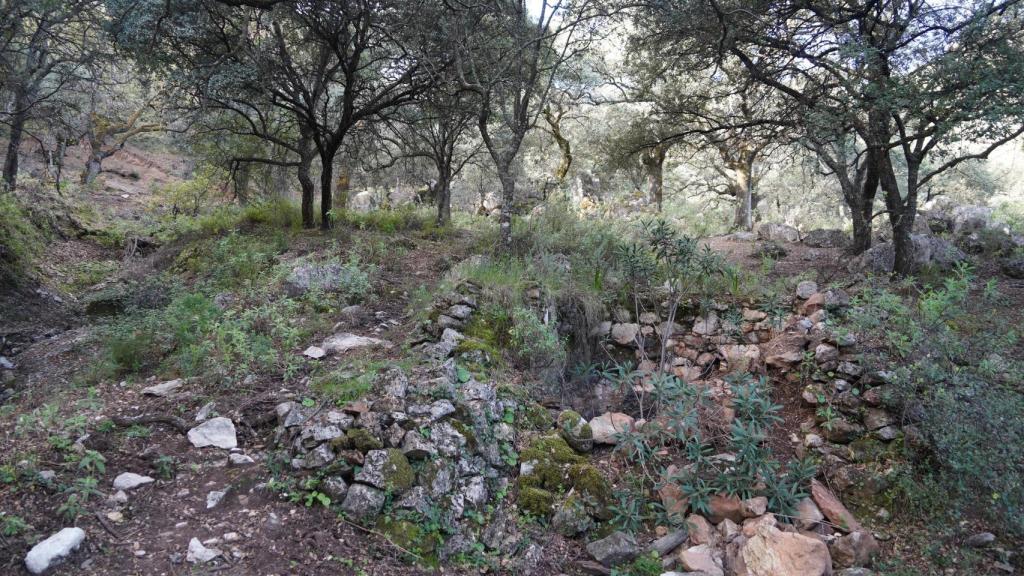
top-left (94, 511), bottom-right (124, 541)
top-left (338, 517), bottom-right (424, 561)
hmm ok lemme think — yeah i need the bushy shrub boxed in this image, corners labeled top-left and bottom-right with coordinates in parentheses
top-left (844, 264), bottom-right (1024, 533)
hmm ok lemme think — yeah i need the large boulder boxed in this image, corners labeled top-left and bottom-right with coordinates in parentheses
top-left (284, 262), bottom-right (360, 297)
top-left (187, 417), bottom-right (237, 449)
top-left (830, 531), bottom-right (880, 568)
top-left (589, 412), bottom-right (635, 444)
top-left (803, 229), bottom-right (849, 248)
top-left (850, 234), bottom-right (965, 274)
top-left (950, 205), bottom-right (993, 236)
top-left (758, 223), bottom-right (801, 243)
top-left (741, 523), bottom-right (833, 576)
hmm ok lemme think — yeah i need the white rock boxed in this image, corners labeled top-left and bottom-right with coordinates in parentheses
top-left (186, 537), bottom-right (221, 564)
top-left (187, 417), bottom-right (237, 449)
top-left (796, 281), bottom-right (818, 300)
top-left (229, 453), bottom-right (255, 466)
top-left (25, 527), bottom-right (85, 574)
top-left (195, 402), bottom-right (216, 422)
top-left (141, 378), bottom-right (184, 397)
top-left (319, 332), bottom-right (392, 355)
top-left (112, 472), bottom-right (155, 491)
top-left (302, 346), bottom-right (326, 359)
top-left (206, 490), bottom-right (227, 509)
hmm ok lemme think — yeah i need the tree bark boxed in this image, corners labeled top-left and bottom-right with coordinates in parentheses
top-left (728, 159), bottom-right (755, 231)
top-left (319, 155), bottom-right (334, 230)
top-left (497, 163), bottom-right (515, 249)
top-left (885, 155), bottom-right (920, 276)
top-left (641, 144), bottom-right (668, 213)
top-left (3, 98), bottom-right (27, 190)
top-left (296, 132), bottom-right (316, 228)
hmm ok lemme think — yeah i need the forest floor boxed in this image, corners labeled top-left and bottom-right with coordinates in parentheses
top-left (2, 148), bottom-right (1023, 576)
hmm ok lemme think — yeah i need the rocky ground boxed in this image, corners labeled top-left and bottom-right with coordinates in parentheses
top-left (2, 175), bottom-right (1024, 575)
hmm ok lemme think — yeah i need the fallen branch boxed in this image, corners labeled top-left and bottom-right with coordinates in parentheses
top-left (111, 414), bottom-right (189, 434)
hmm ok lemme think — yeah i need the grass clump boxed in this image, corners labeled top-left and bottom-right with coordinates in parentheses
top-left (310, 360), bottom-right (386, 407)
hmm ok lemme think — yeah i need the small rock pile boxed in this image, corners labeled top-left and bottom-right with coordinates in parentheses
top-left (587, 481), bottom-right (879, 575)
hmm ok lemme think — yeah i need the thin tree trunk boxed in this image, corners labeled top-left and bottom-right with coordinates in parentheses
top-left (498, 164), bottom-right (515, 249)
top-left (641, 144), bottom-right (668, 213)
top-left (3, 101), bottom-right (27, 190)
top-left (319, 155), bottom-right (334, 230)
top-left (436, 160), bottom-right (452, 226)
top-left (730, 161), bottom-right (754, 231)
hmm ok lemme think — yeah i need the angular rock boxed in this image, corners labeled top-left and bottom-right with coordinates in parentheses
top-left (187, 417), bottom-right (237, 449)
top-left (794, 498), bottom-right (825, 531)
top-left (693, 312), bottom-right (720, 336)
top-left (321, 476), bottom-right (349, 501)
top-left (742, 524), bottom-right (832, 576)
top-left (759, 223), bottom-right (801, 242)
top-left (708, 493), bottom-right (746, 524)
top-left (302, 346), bottom-right (326, 359)
top-left (822, 418), bottom-right (864, 444)
top-left (341, 483), bottom-right (385, 519)
top-left (649, 530), bottom-right (688, 557)
top-left (719, 344), bottom-right (761, 374)
top-left (586, 531), bottom-right (639, 567)
top-left (589, 412), bottom-right (635, 444)
top-left (679, 544), bottom-right (724, 576)
top-left (206, 490), bottom-right (227, 509)
top-left (186, 537), bottom-right (222, 564)
top-left (401, 430), bottom-right (437, 459)
top-left (141, 378), bottom-right (184, 397)
top-left (112, 472), bottom-right (154, 491)
top-left (355, 449), bottom-right (414, 493)
top-left (803, 229), bottom-right (849, 249)
top-left (964, 532), bottom-right (996, 548)
top-left (686, 514), bottom-right (717, 546)
top-left (25, 527), bottom-right (85, 575)
top-left (763, 331), bottom-right (809, 368)
top-left (830, 530), bottom-right (879, 568)
top-left (811, 479), bottom-right (862, 533)
top-left (229, 453), bottom-right (255, 466)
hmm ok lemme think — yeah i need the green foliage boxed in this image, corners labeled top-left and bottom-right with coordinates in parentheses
top-left (311, 360), bottom-right (387, 406)
top-left (0, 513), bottom-right (29, 537)
top-left (334, 205), bottom-right (435, 234)
top-left (611, 552), bottom-right (663, 576)
top-left (156, 164), bottom-right (227, 218)
top-left (844, 265), bottom-right (1024, 534)
top-left (0, 192), bottom-right (43, 284)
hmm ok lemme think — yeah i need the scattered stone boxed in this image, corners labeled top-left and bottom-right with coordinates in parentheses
top-left (228, 453), bottom-right (255, 466)
top-left (321, 476), bottom-right (349, 501)
top-left (401, 431), bottom-right (437, 459)
top-left (1002, 258), bottom-right (1024, 279)
top-left (707, 493), bottom-right (746, 524)
top-left (589, 412), bottom-right (635, 444)
top-left (206, 490), bottom-right (227, 509)
top-left (741, 496), bottom-right (769, 517)
top-left (302, 346), bottom-right (326, 359)
top-left (863, 408), bottom-right (895, 431)
top-left (822, 418), bottom-right (865, 444)
top-left (341, 483), bottom-right (386, 519)
top-left (141, 378), bottom-right (184, 397)
top-left (112, 472), bottom-right (154, 491)
top-left (195, 402), bottom-right (216, 422)
top-left (796, 281), bottom-right (819, 300)
top-left (742, 524), bottom-right (832, 576)
top-left (686, 514), bottom-right (716, 546)
top-left (679, 544), bottom-right (724, 576)
top-left (188, 417), bottom-right (237, 449)
top-left (964, 532), bottom-right (996, 548)
top-left (815, 343), bottom-right (839, 364)
top-left (186, 537), bottom-right (222, 564)
top-left (319, 332), bottom-right (392, 355)
top-left (649, 530), bottom-right (688, 557)
top-left (830, 530), bottom-right (880, 568)
top-left (586, 531), bottom-right (639, 567)
top-left (693, 312), bottom-right (720, 336)
top-left (756, 240), bottom-right (788, 259)
top-left (25, 527), bottom-right (86, 575)
top-left (558, 409), bottom-right (594, 453)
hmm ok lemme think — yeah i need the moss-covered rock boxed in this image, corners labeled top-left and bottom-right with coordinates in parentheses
top-left (517, 435), bottom-right (611, 521)
top-left (517, 401), bottom-right (553, 431)
top-left (519, 486), bottom-right (556, 517)
top-left (382, 448), bottom-right (415, 492)
top-left (376, 516), bottom-right (442, 564)
top-left (558, 409), bottom-right (594, 453)
top-left (449, 419), bottom-right (478, 452)
top-left (346, 428), bottom-right (383, 452)
top-left (570, 463), bottom-right (613, 520)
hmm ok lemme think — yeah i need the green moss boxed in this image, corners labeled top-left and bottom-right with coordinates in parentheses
top-left (375, 516), bottom-right (441, 564)
top-left (449, 419), bottom-right (478, 452)
top-left (557, 409), bottom-right (583, 429)
top-left (517, 402), bottom-right (552, 431)
top-left (520, 435), bottom-right (585, 466)
top-left (346, 428), bottom-right (383, 452)
top-left (569, 463), bottom-right (612, 518)
top-left (381, 448), bottom-right (415, 492)
top-left (519, 486), bottom-right (556, 517)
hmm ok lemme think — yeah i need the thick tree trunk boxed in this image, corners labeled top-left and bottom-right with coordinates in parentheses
top-left (82, 155), bottom-right (103, 185)
top-left (335, 161), bottom-right (351, 213)
top-left (885, 157), bottom-right (920, 277)
top-left (730, 162), bottom-right (754, 231)
top-left (641, 144), bottom-right (668, 213)
top-left (849, 160), bottom-right (878, 254)
top-left (435, 160), bottom-right (452, 226)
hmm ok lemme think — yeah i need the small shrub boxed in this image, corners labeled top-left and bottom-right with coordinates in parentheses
top-left (0, 193), bottom-right (43, 284)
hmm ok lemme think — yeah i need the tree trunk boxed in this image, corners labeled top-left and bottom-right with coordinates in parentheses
top-left (3, 99), bottom-right (27, 190)
top-left (730, 161), bottom-right (754, 231)
top-left (497, 164), bottom-right (515, 250)
top-left (641, 144), bottom-right (668, 213)
top-left (436, 162), bottom-right (452, 226)
top-left (336, 160), bottom-right (352, 214)
top-left (885, 156), bottom-right (920, 277)
top-left (297, 133), bottom-right (315, 228)
top-left (849, 159), bottom-right (878, 254)
top-left (319, 155), bottom-right (334, 230)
